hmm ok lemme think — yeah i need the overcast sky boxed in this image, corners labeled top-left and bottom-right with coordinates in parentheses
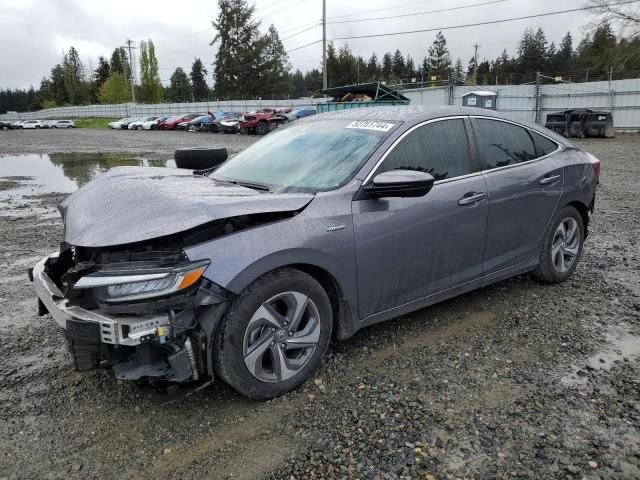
top-left (0, 0), bottom-right (596, 89)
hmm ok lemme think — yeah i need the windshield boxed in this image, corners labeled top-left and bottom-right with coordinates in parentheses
top-left (211, 119), bottom-right (396, 193)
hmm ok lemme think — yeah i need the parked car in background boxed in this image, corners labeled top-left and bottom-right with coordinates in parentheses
top-left (129, 116), bottom-right (159, 130)
top-left (163, 113), bottom-right (202, 130)
top-left (20, 120), bottom-right (44, 129)
top-left (145, 115), bottom-right (171, 130)
top-left (108, 118), bottom-right (130, 129)
top-left (286, 107), bottom-right (316, 122)
top-left (52, 120), bottom-right (75, 128)
top-left (12, 120), bottom-right (25, 128)
top-left (186, 115), bottom-right (214, 132)
top-left (30, 106), bottom-right (599, 400)
top-left (41, 120), bottom-right (57, 129)
top-left (213, 112), bottom-right (243, 133)
top-left (240, 111), bottom-right (287, 135)
top-left (119, 118), bottom-right (142, 130)
top-left (0, 120), bottom-right (13, 130)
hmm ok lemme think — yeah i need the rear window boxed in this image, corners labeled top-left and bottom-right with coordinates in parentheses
top-left (473, 119), bottom-right (537, 169)
top-left (531, 131), bottom-right (559, 156)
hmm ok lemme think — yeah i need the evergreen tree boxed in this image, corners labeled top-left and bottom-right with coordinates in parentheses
top-left (367, 53), bottom-right (379, 81)
top-left (549, 32), bottom-right (575, 74)
top-left (292, 69), bottom-right (305, 97)
top-left (190, 58), bottom-right (209, 101)
top-left (138, 40), bottom-right (163, 103)
top-left (63, 46), bottom-right (85, 104)
top-left (391, 49), bottom-right (405, 81)
top-left (168, 67), bottom-right (192, 102)
top-left (50, 64), bottom-right (68, 105)
top-left (110, 47), bottom-right (131, 80)
top-left (325, 42), bottom-right (338, 86)
top-left (336, 43), bottom-right (356, 85)
top-left (381, 52), bottom-right (392, 81)
top-left (98, 72), bottom-right (132, 104)
top-left (453, 58), bottom-right (465, 84)
top-left (405, 55), bottom-right (416, 81)
top-left (258, 24), bottom-right (292, 96)
top-left (211, 0), bottom-right (262, 97)
top-left (427, 31), bottom-right (452, 79)
top-left (94, 56), bottom-right (111, 89)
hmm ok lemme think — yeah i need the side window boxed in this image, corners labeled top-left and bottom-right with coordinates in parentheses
top-left (473, 119), bottom-right (537, 169)
top-left (380, 119), bottom-right (473, 181)
top-left (531, 131), bottom-right (559, 157)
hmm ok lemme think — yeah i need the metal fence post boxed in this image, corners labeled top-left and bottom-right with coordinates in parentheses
top-left (534, 71), bottom-right (542, 124)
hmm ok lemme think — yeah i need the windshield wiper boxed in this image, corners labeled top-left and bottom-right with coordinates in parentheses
top-left (226, 179), bottom-right (271, 192)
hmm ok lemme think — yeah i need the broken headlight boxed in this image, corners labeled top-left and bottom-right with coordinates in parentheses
top-left (73, 260), bottom-right (209, 303)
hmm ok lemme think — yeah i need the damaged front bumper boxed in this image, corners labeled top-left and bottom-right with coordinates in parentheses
top-left (31, 251), bottom-right (229, 390)
top-left (32, 253), bottom-right (169, 346)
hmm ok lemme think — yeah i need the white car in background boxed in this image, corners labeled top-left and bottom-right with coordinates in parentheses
top-left (12, 120), bottom-right (25, 128)
top-left (52, 120), bottom-right (75, 128)
top-left (20, 120), bottom-right (44, 129)
top-left (141, 115), bottom-right (170, 130)
top-left (128, 116), bottom-right (159, 130)
top-left (108, 117), bottom-right (130, 129)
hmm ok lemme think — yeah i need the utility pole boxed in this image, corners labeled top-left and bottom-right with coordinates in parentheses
top-left (472, 43), bottom-right (481, 84)
top-left (322, 0), bottom-right (327, 91)
top-left (125, 39), bottom-right (137, 103)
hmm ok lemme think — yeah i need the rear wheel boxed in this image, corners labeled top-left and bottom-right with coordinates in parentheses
top-left (137, 125), bottom-right (143, 131)
top-left (533, 205), bottom-right (584, 283)
top-left (214, 268), bottom-right (332, 399)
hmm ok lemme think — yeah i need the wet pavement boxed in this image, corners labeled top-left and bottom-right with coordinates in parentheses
top-left (0, 152), bottom-right (175, 217)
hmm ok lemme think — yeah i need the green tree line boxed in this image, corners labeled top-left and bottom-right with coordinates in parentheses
top-left (1, 0), bottom-right (639, 112)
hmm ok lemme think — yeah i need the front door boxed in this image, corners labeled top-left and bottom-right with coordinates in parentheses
top-left (353, 118), bottom-right (488, 320)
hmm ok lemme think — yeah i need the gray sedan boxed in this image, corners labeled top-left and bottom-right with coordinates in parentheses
top-left (31, 106), bottom-right (599, 399)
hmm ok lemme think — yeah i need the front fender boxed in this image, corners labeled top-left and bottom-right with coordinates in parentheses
top-left (183, 188), bottom-right (359, 330)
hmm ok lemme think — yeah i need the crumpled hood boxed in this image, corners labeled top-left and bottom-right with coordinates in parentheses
top-left (59, 166), bottom-right (314, 247)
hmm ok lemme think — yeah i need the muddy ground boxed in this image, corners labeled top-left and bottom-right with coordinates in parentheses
top-left (0, 129), bottom-right (639, 480)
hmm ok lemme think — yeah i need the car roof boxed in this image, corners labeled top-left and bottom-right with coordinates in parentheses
top-left (304, 105), bottom-right (571, 146)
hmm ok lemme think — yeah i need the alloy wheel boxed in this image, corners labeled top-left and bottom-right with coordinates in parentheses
top-left (551, 217), bottom-right (580, 273)
top-left (243, 291), bottom-right (321, 383)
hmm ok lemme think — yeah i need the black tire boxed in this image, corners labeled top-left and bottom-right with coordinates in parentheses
top-left (532, 205), bottom-right (584, 283)
top-left (137, 125), bottom-right (143, 131)
top-left (174, 147), bottom-right (228, 170)
top-left (255, 121), bottom-right (269, 135)
top-left (214, 268), bottom-right (333, 400)
top-left (35, 125), bottom-right (41, 129)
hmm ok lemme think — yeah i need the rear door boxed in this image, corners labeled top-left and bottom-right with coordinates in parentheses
top-left (353, 117), bottom-right (488, 319)
top-left (471, 117), bottom-right (564, 273)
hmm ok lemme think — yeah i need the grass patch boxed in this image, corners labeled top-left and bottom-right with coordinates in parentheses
top-left (74, 118), bottom-right (120, 129)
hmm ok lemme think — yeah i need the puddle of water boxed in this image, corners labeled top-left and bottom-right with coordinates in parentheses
top-left (562, 324), bottom-right (640, 386)
top-left (0, 153), bottom-right (175, 216)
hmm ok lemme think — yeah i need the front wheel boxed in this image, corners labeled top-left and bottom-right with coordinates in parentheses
top-left (214, 268), bottom-right (333, 399)
top-left (533, 205), bottom-right (584, 283)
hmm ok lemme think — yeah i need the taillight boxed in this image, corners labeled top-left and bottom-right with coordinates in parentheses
top-left (585, 152), bottom-right (601, 179)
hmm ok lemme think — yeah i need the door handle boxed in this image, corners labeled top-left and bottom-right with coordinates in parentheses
top-left (458, 192), bottom-right (486, 206)
top-left (539, 174), bottom-right (561, 185)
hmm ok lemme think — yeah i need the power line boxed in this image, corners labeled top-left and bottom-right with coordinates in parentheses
top-left (288, 39), bottom-right (323, 53)
top-left (327, 0), bottom-right (508, 24)
top-left (330, 1), bottom-right (640, 41)
top-left (327, 0), bottom-right (441, 20)
top-left (257, 0), bottom-right (307, 20)
top-left (280, 19), bottom-right (321, 35)
top-left (281, 22), bottom-right (321, 41)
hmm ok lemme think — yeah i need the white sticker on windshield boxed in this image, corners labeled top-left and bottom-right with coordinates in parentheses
top-left (346, 121), bottom-right (395, 132)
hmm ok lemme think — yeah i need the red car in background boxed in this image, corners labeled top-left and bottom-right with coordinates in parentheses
top-left (163, 113), bottom-right (202, 130)
top-left (239, 110), bottom-right (288, 135)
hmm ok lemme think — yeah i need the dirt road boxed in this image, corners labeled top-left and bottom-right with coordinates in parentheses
top-left (0, 129), bottom-right (638, 479)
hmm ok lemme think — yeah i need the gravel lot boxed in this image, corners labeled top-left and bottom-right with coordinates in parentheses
top-left (0, 129), bottom-right (639, 480)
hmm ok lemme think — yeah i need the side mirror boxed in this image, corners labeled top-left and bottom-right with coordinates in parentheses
top-left (364, 169), bottom-right (435, 198)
